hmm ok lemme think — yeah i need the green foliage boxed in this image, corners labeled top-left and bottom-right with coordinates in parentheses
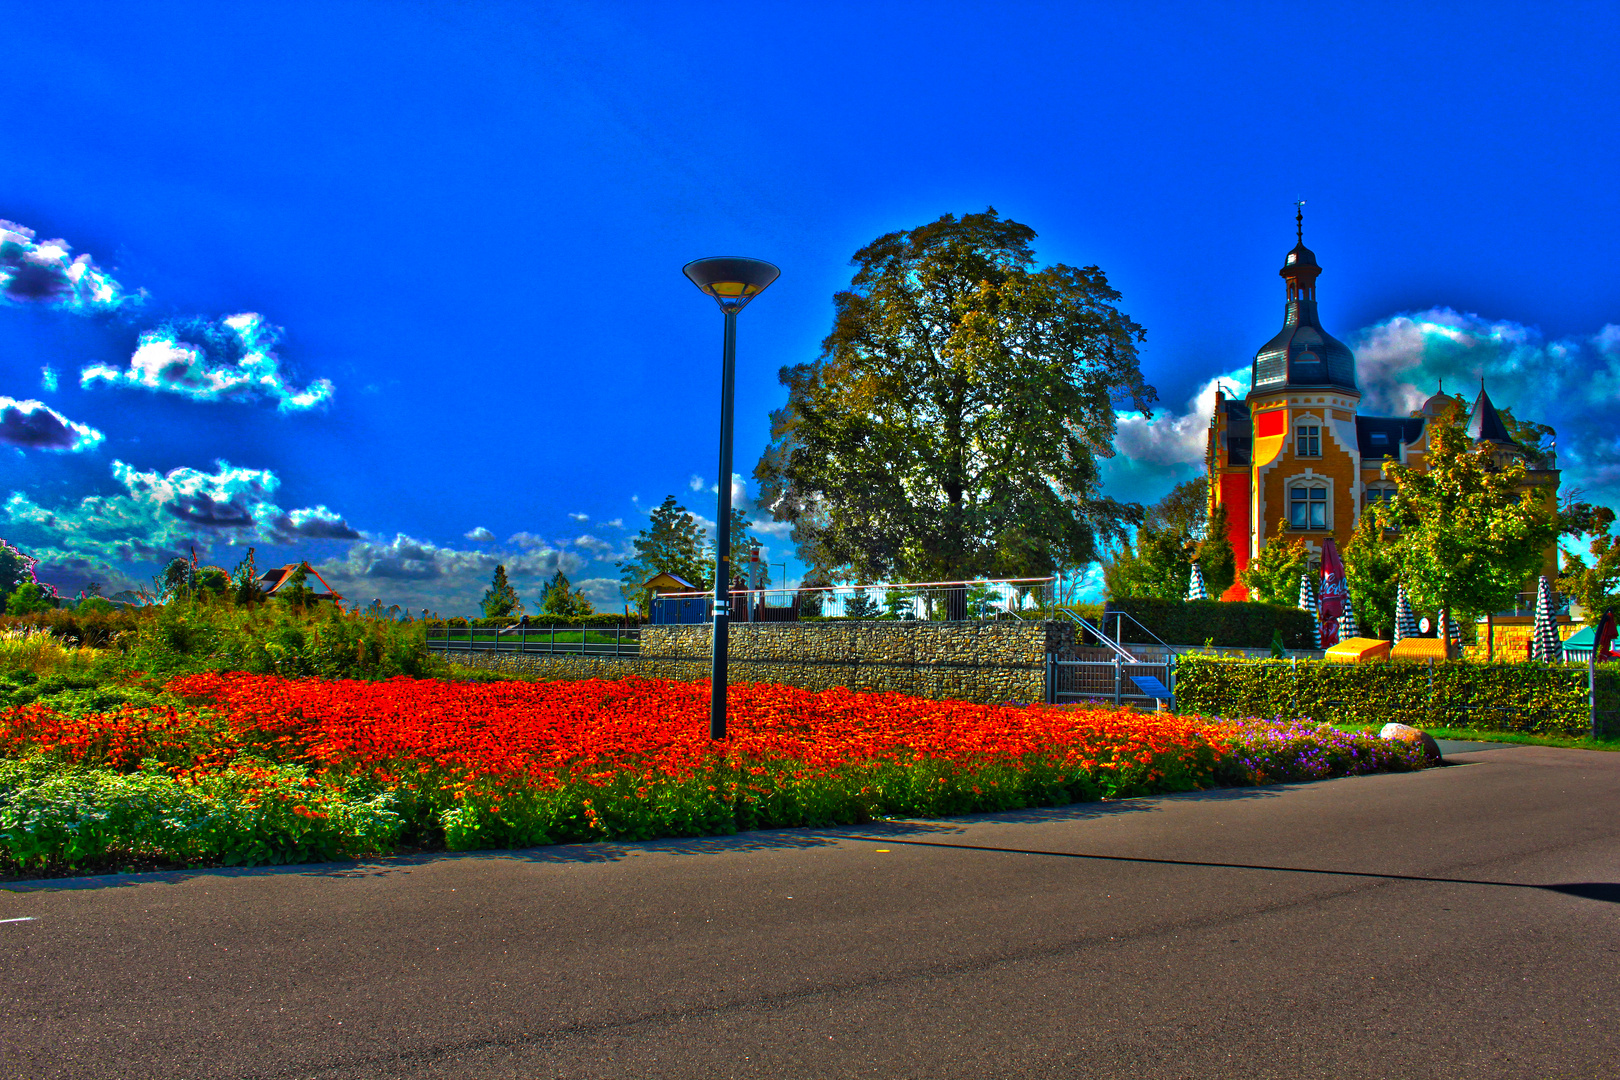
top-left (1196, 503), bottom-right (1238, 599)
top-left (0, 538), bottom-right (53, 603)
top-left (5, 583), bottom-right (56, 616)
top-left (1240, 526), bottom-right (1309, 606)
top-left (0, 758), bottom-right (402, 873)
top-left (1342, 507), bottom-right (1401, 639)
top-left (0, 607), bottom-right (144, 649)
top-left (755, 207), bottom-right (1154, 584)
top-left (617, 495), bottom-right (709, 614)
top-left (1103, 526), bottom-right (1192, 600)
top-left (231, 548), bottom-right (262, 607)
top-left (1175, 655), bottom-right (1618, 738)
top-left (122, 597), bottom-right (438, 679)
top-left (480, 563), bottom-right (522, 618)
top-left (1377, 419), bottom-right (1560, 624)
top-left (277, 564), bottom-right (316, 611)
top-left (1557, 507), bottom-right (1620, 624)
top-left (538, 569), bottom-right (593, 617)
top-left (447, 613), bottom-right (637, 629)
top-left (1103, 597), bottom-right (1317, 649)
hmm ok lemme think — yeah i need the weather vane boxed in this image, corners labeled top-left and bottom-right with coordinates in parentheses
top-left (1294, 199), bottom-right (1306, 242)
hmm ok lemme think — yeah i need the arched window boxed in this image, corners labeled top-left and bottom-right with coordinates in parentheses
top-left (1290, 485), bottom-right (1328, 529)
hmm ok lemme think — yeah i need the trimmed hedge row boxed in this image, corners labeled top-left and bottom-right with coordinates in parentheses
top-left (1174, 655), bottom-right (1620, 737)
top-left (427, 614), bottom-right (640, 629)
top-left (1104, 598), bottom-right (1317, 649)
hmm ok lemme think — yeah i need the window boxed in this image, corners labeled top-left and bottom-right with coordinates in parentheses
top-left (1364, 485), bottom-right (1396, 507)
top-left (1370, 431), bottom-right (1388, 445)
top-left (1290, 485), bottom-right (1328, 529)
top-left (1296, 425), bottom-right (1321, 457)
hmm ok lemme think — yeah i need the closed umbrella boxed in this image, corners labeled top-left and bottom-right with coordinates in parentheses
top-left (1338, 589), bottom-right (1360, 641)
top-left (1298, 573), bottom-right (1320, 649)
top-left (1318, 538), bottom-right (1346, 649)
top-left (1186, 563), bottom-right (1208, 601)
top-left (1531, 575), bottom-right (1563, 663)
top-left (1393, 583), bottom-right (1417, 644)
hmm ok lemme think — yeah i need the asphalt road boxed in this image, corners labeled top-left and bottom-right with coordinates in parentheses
top-left (4, 743), bottom-right (1618, 1079)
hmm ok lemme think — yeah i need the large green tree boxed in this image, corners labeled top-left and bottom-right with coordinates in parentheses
top-left (616, 496), bottom-right (710, 614)
top-left (755, 208), bottom-right (1155, 584)
top-left (1557, 502), bottom-right (1620, 623)
top-left (538, 569), bottom-right (593, 617)
top-left (1196, 503), bottom-right (1238, 598)
top-left (1373, 420), bottom-right (1560, 629)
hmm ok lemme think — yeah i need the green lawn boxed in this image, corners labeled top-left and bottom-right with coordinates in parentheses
top-left (1330, 723), bottom-right (1620, 752)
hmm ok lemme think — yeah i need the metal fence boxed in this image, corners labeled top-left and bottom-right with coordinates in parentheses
top-left (426, 624), bottom-right (641, 657)
top-left (1047, 651), bottom-right (1175, 708)
top-left (1493, 590), bottom-right (1570, 618)
top-left (650, 578), bottom-right (1056, 625)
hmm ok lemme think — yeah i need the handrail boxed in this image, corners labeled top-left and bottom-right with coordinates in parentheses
top-left (1059, 609), bottom-right (1135, 663)
top-left (1105, 608), bottom-right (1178, 654)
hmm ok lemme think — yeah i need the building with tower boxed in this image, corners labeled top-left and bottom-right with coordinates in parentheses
top-left (1206, 211), bottom-right (1560, 602)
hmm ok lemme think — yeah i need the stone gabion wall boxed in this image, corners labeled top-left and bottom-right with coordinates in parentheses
top-left (439, 620), bottom-right (1076, 705)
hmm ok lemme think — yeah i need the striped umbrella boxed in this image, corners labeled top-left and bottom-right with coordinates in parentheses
top-left (1531, 575), bottom-right (1563, 663)
top-left (1338, 589), bottom-right (1360, 641)
top-left (1393, 583), bottom-right (1418, 644)
top-left (1444, 609), bottom-right (1462, 654)
top-left (1186, 563), bottom-right (1208, 601)
top-left (1298, 573), bottom-right (1320, 648)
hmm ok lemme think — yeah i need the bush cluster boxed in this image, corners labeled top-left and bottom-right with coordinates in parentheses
top-left (428, 614), bottom-right (640, 629)
top-left (1103, 598), bottom-right (1317, 649)
top-left (0, 608), bottom-right (145, 649)
top-left (1175, 654), bottom-right (1619, 737)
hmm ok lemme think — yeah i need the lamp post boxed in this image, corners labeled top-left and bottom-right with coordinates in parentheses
top-left (682, 256), bottom-right (780, 740)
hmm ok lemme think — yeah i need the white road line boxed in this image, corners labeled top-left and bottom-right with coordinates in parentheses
top-left (0, 917), bottom-right (36, 924)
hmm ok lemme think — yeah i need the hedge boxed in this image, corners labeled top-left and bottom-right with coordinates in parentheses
top-left (427, 614), bottom-right (641, 629)
top-left (1103, 598), bottom-right (1317, 649)
top-left (1174, 655), bottom-right (1620, 738)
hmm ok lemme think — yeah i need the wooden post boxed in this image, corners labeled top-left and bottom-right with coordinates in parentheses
top-left (1591, 649), bottom-right (1600, 741)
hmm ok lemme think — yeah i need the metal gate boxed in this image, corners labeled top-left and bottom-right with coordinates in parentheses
top-left (1046, 651), bottom-right (1175, 709)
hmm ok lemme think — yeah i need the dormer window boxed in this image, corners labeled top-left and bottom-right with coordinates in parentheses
top-left (1370, 431), bottom-right (1388, 445)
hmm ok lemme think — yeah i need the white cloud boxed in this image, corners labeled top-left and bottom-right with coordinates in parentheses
top-left (603, 518), bottom-right (624, 529)
top-left (0, 219), bottom-right (143, 313)
top-left (464, 526), bottom-right (495, 542)
top-left (40, 366), bottom-right (57, 392)
top-left (1100, 366), bottom-right (1251, 504)
top-left (0, 397), bottom-right (104, 453)
top-left (315, 533), bottom-right (584, 613)
top-left (568, 511), bottom-right (589, 522)
top-left (572, 534), bottom-right (617, 556)
top-left (80, 313), bottom-right (334, 412)
top-left (4, 458), bottom-right (360, 571)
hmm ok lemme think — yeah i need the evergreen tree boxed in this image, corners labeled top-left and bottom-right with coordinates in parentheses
top-left (1240, 526), bottom-right (1310, 606)
top-left (844, 585), bottom-right (880, 619)
top-left (1195, 503), bottom-right (1237, 598)
top-left (617, 496), bottom-right (709, 614)
top-left (539, 569), bottom-right (593, 617)
top-left (481, 564), bottom-right (521, 618)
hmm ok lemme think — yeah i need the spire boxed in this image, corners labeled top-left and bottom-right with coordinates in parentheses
top-left (1465, 383), bottom-right (1516, 446)
top-left (1295, 199), bottom-right (1306, 243)
top-left (1249, 211), bottom-right (1355, 394)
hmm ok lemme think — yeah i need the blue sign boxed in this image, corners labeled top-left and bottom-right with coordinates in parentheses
top-left (1130, 675), bottom-right (1172, 700)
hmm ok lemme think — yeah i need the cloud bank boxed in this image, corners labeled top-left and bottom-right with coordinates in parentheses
top-left (80, 313), bottom-right (334, 412)
top-left (0, 220), bottom-right (142, 313)
top-left (0, 397), bottom-right (104, 453)
top-left (5, 459), bottom-right (361, 571)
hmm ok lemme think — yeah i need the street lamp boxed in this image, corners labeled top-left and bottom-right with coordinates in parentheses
top-left (683, 256), bottom-right (780, 740)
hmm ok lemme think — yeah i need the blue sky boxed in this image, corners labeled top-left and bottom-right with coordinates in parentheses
top-left (3, 1), bottom-right (1617, 611)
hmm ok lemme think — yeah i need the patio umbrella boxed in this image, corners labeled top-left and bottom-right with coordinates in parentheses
top-left (1186, 563), bottom-right (1208, 601)
top-left (1393, 583), bottom-right (1417, 644)
top-left (1338, 589), bottom-right (1360, 641)
top-left (1531, 575), bottom-right (1563, 663)
top-left (1298, 573), bottom-right (1321, 649)
top-left (1444, 609), bottom-right (1462, 654)
top-left (1318, 538), bottom-right (1346, 649)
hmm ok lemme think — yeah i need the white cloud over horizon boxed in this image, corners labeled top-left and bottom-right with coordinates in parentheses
top-left (0, 219), bottom-right (143, 314)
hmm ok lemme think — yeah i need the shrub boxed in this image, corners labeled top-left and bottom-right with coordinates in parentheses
top-left (1175, 654), bottom-right (1620, 737)
top-left (0, 607), bottom-right (146, 649)
top-left (1104, 598), bottom-right (1317, 649)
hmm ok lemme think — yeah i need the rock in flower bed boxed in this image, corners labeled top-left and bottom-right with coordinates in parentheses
top-left (0, 675), bottom-right (1428, 875)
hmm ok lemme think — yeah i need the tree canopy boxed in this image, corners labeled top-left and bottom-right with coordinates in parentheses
top-left (1240, 526), bottom-right (1310, 607)
top-left (1370, 420), bottom-right (1559, 623)
top-left (756, 208), bottom-right (1155, 584)
top-left (539, 569), bottom-right (593, 617)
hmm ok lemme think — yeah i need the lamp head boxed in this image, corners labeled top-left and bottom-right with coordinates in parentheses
top-left (682, 256), bottom-right (780, 314)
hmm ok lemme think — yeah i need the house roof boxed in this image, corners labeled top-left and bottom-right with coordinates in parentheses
top-left (1466, 385), bottom-right (1518, 447)
top-left (1355, 415), bottom-right (1426, 460)
top-left (259, 562), bottom-right (344, 602)
top-left (644, 572), bottom-right (697, 591)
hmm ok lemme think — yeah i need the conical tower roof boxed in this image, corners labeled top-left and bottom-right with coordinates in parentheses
top-left (1466, 384), bottom-right (1517, 447)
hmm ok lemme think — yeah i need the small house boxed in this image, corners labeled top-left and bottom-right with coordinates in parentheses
top-left (259, 562), bottom-right (344, 605)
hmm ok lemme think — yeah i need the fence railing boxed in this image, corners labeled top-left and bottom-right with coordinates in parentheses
top-left (1047, 653), bottom-right (1175, 708)
top-left (425, 624), bottom-right (641, 657)
top-left (1493, 590), bottom-right (1571, 618)
top-left (649, 578), bottom-right (1056, 625)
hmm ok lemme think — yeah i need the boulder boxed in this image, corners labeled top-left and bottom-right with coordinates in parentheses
top-left (1379, 722), bottom-right (1444, 766)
